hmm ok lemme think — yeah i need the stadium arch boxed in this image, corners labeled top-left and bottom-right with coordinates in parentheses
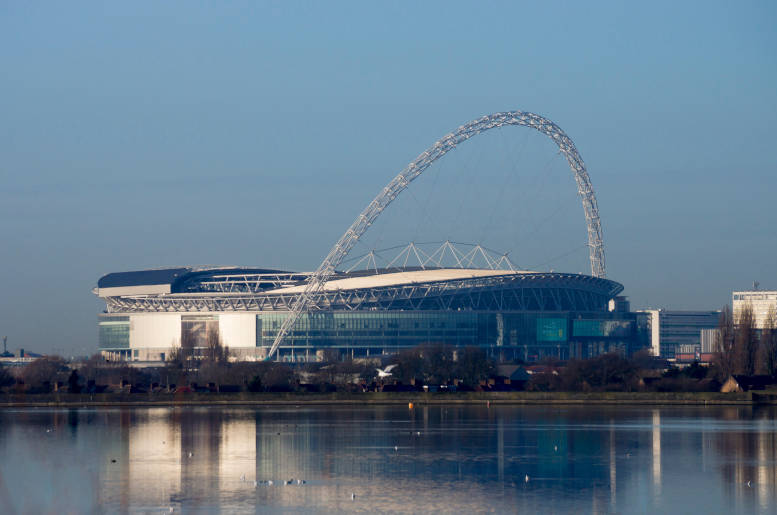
top-left (268, 111), bottom-right (606, 359)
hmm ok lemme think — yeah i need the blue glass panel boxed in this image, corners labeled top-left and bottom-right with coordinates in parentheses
top-left (537, 318), bottom-right (567, 342)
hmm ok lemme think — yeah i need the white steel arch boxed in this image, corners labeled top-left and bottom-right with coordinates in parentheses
top-left (268, 111), bottom-right (605, 359)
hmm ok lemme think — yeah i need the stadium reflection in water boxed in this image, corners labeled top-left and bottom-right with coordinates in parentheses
top-left (1, 406), bottom-right (776, 513)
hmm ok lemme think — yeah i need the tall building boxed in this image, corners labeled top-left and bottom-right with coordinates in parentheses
top-left (732, 290), bottom-right (777, 329)
top-left (637, 310), bottom-right (721, 359)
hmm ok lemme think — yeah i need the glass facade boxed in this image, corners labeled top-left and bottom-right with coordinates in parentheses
top-left (258, 311), bottom-right (479, 353)
top-left (98, 315), bottom-right (130, 349)
top-left (573, 319), bottom-right (633, 338)
top-left (97, 310), bottom-right (645, 362)
top-left (537, 318), bottom-right (568, 342)
top-left (260, 310), bottom-right (642, 362)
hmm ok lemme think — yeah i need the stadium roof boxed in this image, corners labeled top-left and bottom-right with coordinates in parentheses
top-left (98, 268), bottom-right (192, 289)
top-left (96, 266), bottom-right (538, 297)
top-left (96, 263), bottom-right (624, 314)
top-left (273, 268), bottom-right (533, 294)
top-left (96, 266), bottom-right (293, 297)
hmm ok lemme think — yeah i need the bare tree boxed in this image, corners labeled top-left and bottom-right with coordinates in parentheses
top-left (246, 362), bottom-right (296, 392)
top-left (192, 328), bottom-right (231, 389)
top-left (204, 327), bottom-right (229, 364)
top-left (390, 344), bottom-right (458, 385)
top-left (735, 303), bottom-right (758, 376)
top-left (320, 348), bottom-right (341, 363)
top-left (0, 364), bottom-right (14, 389)
top-left (21, 356), bottom-right (68, 392)
top-left (453, 346), bottom-right (495, 386)
top-left (165, 346), bottom-right (189, 386)
top-left (176, 327), bottom-right (200, 371)
top-left (392, 346), bottom-right (425, 384)
top-left (181, 326), bottom-right (196, 352)
top-left (714, 305), bottom-right (736, 379)
top-left (80, 353), bottom-right (134, 386)
top-left (761, 306), bottom-right (777, 377)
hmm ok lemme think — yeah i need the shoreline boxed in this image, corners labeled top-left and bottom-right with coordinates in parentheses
top-left (2, 391), bottom-right (775, 408)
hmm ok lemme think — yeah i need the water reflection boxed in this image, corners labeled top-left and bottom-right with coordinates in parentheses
top-left (1, 405), bottom-right (776, 513)
top-left (711, 407), bottom-right (777, 512)
top-left (652, 409), bottom-right (661, 497)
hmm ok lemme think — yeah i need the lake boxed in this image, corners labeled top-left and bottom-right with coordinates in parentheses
top-left (0, 404), bottom-right (775, 513)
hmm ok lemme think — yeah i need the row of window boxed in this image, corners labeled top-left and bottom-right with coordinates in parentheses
top-left (98, 322), bottom-right (130, 349)
top-left (98, 312), bottom-right (640, 352)
top-left (734, 294), bottom-right (777, 301)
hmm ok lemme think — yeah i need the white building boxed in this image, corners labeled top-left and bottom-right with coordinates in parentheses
top-left (637, 310), bottom-right (720, 358)
top-left (732, 290), bottom-right (777, 329)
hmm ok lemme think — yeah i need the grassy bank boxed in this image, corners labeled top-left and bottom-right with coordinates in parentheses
top-left (1, 390), bottom-right (772, 408)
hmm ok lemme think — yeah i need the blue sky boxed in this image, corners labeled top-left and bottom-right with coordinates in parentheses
top-left (1, 1), bottom-right (776, 355)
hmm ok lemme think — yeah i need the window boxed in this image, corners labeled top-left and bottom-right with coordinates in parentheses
top-left (181, 316), bottom-right (219, 349)
top-left (537, 318), bottom-right (568, 342)
top-left (98, 317), bottom-right (130, 349)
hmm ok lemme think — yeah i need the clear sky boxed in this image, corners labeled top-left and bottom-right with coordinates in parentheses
top-left (1, 1), bottom-right (776, 356)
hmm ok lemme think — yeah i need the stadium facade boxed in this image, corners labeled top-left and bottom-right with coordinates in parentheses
top-left (95, 255), bottom-right (644, 363)
top-left (95, 110), bottom-right (645, 363)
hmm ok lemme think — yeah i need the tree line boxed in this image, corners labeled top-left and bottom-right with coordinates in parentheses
top-left (2, 304), bottom-right (776, 395)
top-left (0, 343), bottom-right (497, 394)
top-left (525, 351), bottom-right (720, 392)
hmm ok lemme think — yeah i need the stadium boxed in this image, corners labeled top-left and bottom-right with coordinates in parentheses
top-left (95, 111), bottom-right (643, 363)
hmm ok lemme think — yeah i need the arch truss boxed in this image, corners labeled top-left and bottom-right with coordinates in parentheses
top-left (268, 111), bottom-right (605, 359)
top-left (343, 241), bottom-right (517, 274)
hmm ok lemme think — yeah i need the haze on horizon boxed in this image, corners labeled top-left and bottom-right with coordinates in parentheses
top-left (1, 1), bottom-right (775, 356)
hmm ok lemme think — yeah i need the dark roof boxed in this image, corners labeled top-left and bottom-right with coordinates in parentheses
top-left (170, 268), bottom-right (295, 292)
top-left (98, 267), bottom-right (295, 289)
top-left (98, 268), bottom-right (192, 288)
top-left (496, 365), bottom-right (531, 381)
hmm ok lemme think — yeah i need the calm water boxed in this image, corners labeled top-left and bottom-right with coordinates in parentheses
top-left (0, 404), bottom-right (776, 514)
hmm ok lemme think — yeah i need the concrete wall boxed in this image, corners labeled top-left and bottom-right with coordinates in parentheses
top-left (219, 314), bottom-right (256, 348)
top-left (130, 314), bottom-right (181, 349)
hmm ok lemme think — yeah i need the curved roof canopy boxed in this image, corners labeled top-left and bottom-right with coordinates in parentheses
top-left (96, 266), bottom-right (292, 297)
